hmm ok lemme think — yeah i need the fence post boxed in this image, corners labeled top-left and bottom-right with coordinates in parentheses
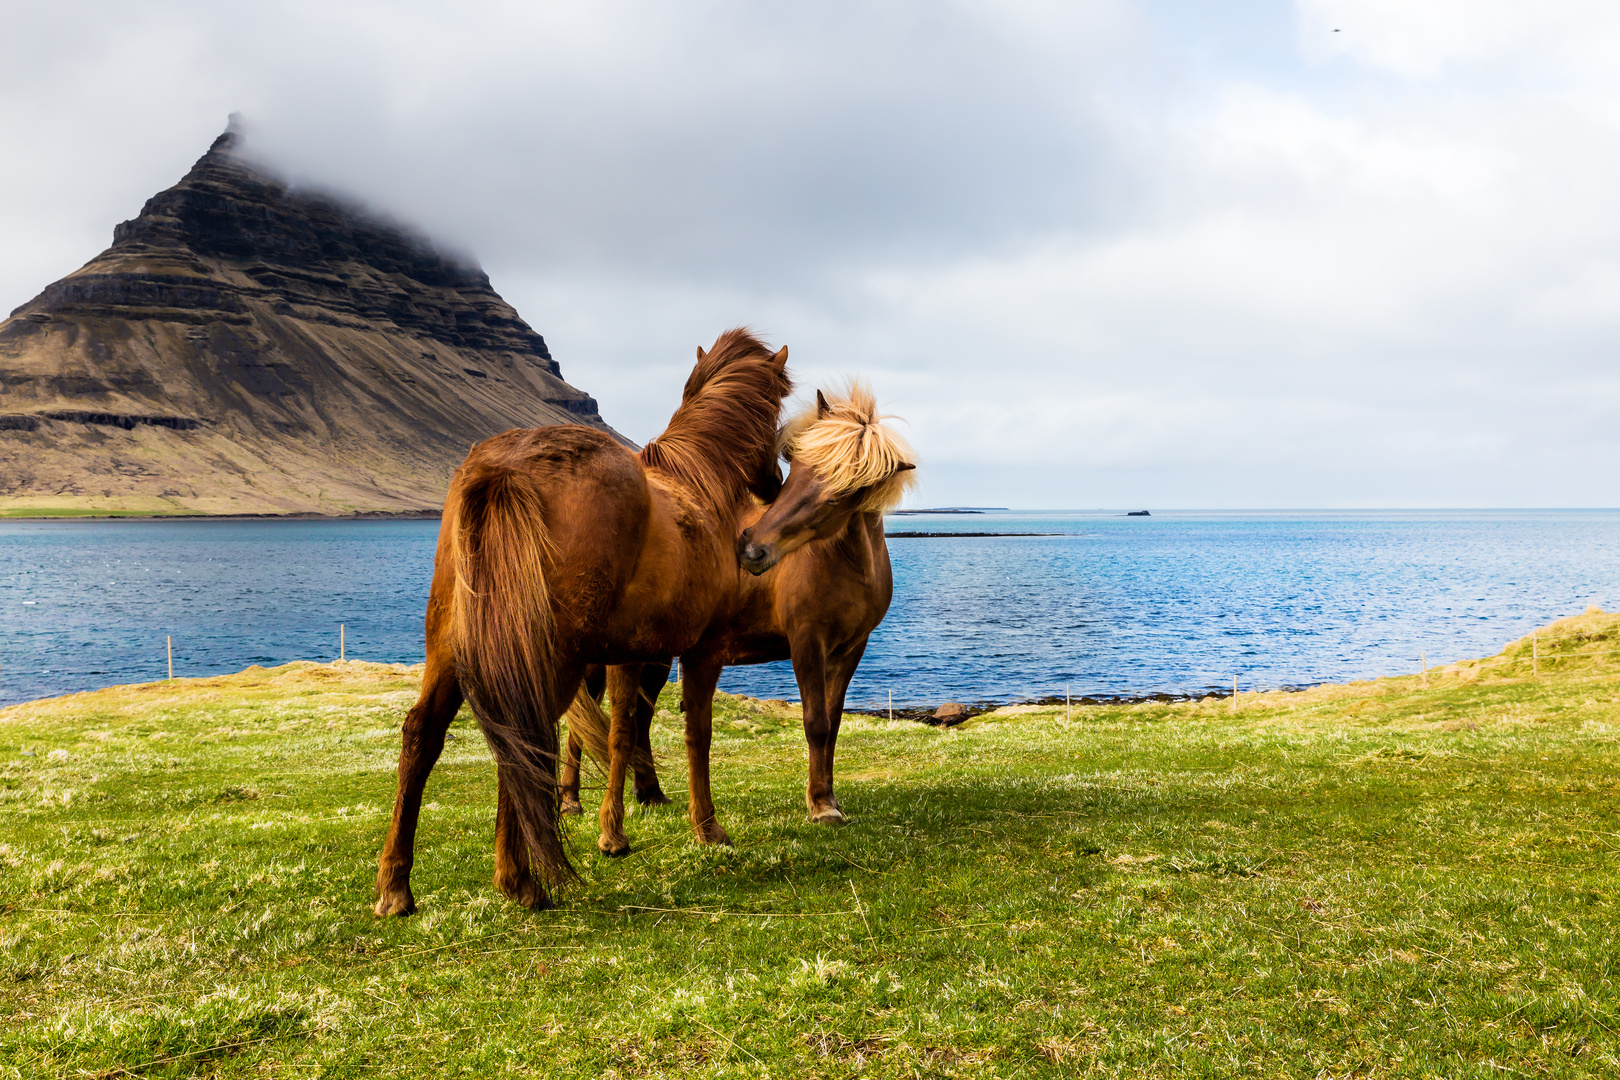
top-left (167, 636), bottom-right (173, 681)
top-left (1231, 675), bottom-right (1238, 715)
top-left (1421, 651), bottom-right (1427, 687)
top-left (1533, 631), bottom-right (1538, 678)
top-left (888, 689), bottom-right (893, 722)
top-left (1066, 683), bottom-right (1071, 722)
top-left (340, 624), bottom-right (346, 662)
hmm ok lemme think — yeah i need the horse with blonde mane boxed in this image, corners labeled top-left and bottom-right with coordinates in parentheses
top-left (373, 329), bottom-right (791, 915)
top-left (562, 381), bottom-right (916, 853)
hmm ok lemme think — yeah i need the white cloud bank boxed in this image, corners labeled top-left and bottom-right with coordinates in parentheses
top-left (2, 0), bottom-right (1617, 506)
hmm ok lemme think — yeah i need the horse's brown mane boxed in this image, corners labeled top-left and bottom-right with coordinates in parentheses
top-left (639, 328), bottom-right (792, 512)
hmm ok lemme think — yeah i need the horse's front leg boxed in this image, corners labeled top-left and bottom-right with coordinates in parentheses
top-left (681, 654), bottom-right (731, 845)
top-left (596, 664), bottom-right (643, 856)
top-left (794, 637), bottom-right (868, 824)
top-left (633, 660), bottom-right (674, 806)
top-left (375, 653), bottom-right (462, 916)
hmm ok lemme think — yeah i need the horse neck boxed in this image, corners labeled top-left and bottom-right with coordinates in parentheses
top-left (825, 510), bottom-right (886, 570)
top-left (642, 360), bottom-right (787, 514)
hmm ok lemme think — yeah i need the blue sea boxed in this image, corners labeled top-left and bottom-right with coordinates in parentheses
top-left (2, 510), bottom-right (1616, 709)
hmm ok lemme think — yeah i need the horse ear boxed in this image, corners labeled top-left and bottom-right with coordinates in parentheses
top-left (772, 345), bottom-right (788, 369)
top-left (816, 389), bottom-right (831, 417)
top-left (696, 345), bottom-right (707, 361)
top-left (894, 462), bottom-right (916, 473)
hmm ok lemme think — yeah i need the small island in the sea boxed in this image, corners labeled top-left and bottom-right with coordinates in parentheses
top-left (891, 506), bottom-right (1010, 515)
top-left (1127, 510), bottom-right (1152, 516)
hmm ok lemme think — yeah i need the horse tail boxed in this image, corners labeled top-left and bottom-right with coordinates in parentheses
top-left (564, 684), bottom-right (613, 770)
top-left (447, 463), bottom-right (575, 888)
top-left (565, 674), bottom-right (658, 775)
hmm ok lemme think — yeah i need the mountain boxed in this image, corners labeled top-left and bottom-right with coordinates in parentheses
top-left (0, 121), bottom-right (623, 517)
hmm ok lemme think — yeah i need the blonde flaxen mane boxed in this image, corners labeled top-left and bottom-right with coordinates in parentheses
top-left (782, 380), bottom-right (917, 512)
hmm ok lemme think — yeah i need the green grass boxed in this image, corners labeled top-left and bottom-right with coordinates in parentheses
top-left (0, 508), bottom-right (196, 519)
top-left (0, 495), bottom-right (198, 518)
top-left (2, 612), bottom-right (1618, 1078)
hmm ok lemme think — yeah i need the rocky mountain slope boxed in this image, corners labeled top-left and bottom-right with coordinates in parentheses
top-left (0, 123), bottom-right (622, 516)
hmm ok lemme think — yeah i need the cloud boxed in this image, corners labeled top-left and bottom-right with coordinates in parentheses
top-left (1, 1), bottom-right (1616, 506)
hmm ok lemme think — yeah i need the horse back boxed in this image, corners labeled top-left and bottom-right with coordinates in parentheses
top-left (452, 425), bottom-right (652, 639)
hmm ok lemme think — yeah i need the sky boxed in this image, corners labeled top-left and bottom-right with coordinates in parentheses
top-left (2, 0), bottom-right (1618, 508)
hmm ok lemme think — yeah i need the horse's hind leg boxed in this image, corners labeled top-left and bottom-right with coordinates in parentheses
top-left (633, 660), bottom-right (673, 806)
top-left (492, 663), bottom-right (584, 909)
top-left (559, 731), bottom-right (585, 816)
top-left (560, 665), bottom-right (605, 816)
top-left (375, 653), bottom-right (463, 917)
top-left (493, 766), bottom-right (554, 910)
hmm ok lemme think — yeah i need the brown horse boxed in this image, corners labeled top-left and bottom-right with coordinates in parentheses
top-left (373, 329), bottom-right (791, 915)
top-left (563, 381), bottom-right (915, 852)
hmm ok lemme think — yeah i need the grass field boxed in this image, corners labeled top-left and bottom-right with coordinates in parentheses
top-left (0, 509), bottom-right (193, 519)
top-left (2, 611), bottom-right (1617, 1078)
top-left (0, 495), bottom-right (197, 519)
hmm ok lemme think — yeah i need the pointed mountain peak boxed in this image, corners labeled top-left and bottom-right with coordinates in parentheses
top-left (207, 113), bottom-right (246, 156)
top-left (0, 124), bottom-right (624, 517)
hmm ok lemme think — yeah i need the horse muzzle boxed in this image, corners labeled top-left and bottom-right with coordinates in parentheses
top-left (737, 536), bottom-right (779, 576)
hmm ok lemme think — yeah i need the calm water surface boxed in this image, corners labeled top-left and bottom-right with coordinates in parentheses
top-left (2, 510), bottom-right (1616, 708)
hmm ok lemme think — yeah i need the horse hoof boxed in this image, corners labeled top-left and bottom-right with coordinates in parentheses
top-left (560, 797), bottom-right (584, 816)
top-left (374, 890), bottom-right (417, 917)
top-left (809, 807), bottom-right (846, 825)
top-left (598, 837), bottom-right (630, 858)
top-left (696, 824), bottom-right (733, 846)
top-left (636, 788), bottom-right (673, 807)
top-left (496, 873), bottom-right (553, 911)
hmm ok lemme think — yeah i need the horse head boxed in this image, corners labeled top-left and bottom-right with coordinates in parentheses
top-left (738, 382), bottom-right (916, 576)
